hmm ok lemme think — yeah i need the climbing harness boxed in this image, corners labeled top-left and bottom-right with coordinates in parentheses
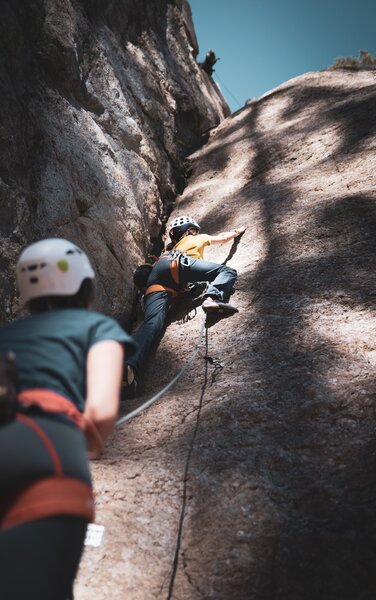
top-left (18, 389), bottom-right (103, 455)
top-left (116, 316), bottom-right (207, 427)
top-left (141, 252), bottom-right (193, 300)
top-left (134, 251), bottom-right (184, 299)
top-left (144, 284), bottom-right (178, 297)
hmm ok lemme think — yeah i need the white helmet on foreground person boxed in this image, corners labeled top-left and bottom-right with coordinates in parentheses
top-left (16, 238), bottom-right (95, 303)
top-left (168, 216), bottom-right (200, 241)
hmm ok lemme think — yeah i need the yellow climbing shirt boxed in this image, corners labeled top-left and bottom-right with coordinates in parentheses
top-left (174, 234), bottom-right (212, 259)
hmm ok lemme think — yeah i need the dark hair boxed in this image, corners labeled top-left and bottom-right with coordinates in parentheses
top-left (27, 279), bottom-right (94, 314)
top-left (170, 225), bottom-right (199, 244)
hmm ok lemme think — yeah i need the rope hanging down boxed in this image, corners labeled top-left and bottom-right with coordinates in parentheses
top-left (214, 71), bottom-right (243, 109)
top-left (116, 317), bottom-right (207, 427)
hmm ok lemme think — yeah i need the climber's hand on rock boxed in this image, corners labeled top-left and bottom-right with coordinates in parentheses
top-left (234, 226), bottom-right (246, 236)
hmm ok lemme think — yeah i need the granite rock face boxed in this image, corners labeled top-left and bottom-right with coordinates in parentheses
top-left (76, 70), bottom-right (376, 599)
top-left (0, 0), bottom-right (229, 323)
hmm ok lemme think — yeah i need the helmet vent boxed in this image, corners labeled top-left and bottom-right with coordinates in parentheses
top-left (29, 277), bottom-right (39, 284)
top-left (169, 216), bottom-right (200, 233)
top-left (22, 263), bottom-right (47, 272)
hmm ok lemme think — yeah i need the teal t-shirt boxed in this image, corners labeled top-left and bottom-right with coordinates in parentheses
top-left (0, 309), bottom-right (136, 412)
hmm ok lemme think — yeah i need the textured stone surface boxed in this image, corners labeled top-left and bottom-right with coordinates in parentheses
top-left (0, 0), bottom-right (229, 323)
top-left (76, 70), bottom-right (376, 599)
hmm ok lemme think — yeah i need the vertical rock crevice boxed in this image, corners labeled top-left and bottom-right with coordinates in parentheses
top-left (0, 0), bottom-right (230, 324)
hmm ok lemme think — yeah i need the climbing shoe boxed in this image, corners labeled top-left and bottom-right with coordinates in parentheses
top-left (202, 297), bottom-right (239, 315)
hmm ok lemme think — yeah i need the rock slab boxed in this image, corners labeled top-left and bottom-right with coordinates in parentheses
top-left (77, 70), bottom-right (376, 599)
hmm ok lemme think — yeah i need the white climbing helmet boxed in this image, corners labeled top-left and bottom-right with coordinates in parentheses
top-left (168, 216), bottom-right (200, 234)
top-left (16, 238), bottom-right (95, 303)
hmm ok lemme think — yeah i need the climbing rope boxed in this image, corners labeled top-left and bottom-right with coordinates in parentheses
top-left (214, 71), bottom-right (243, 109)
top-left (116, 316), bottom-right (207, 427)
top-left (166, 326), bottom-right (210, 599)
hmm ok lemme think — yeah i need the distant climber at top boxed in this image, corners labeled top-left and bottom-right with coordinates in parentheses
top-left (200, 49), bottom-right (220, 76)
top-left (125, 216), bottom-right (245, 389)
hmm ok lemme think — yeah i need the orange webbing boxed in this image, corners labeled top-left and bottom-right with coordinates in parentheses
top-left (0, 476), bottom-right (94, 529)
top-left (169, 258), bottom-right (180, 285)
top-left (145, 284), bottom-right (178, 296)
top-left (18, 389), bottom-right (103, 456)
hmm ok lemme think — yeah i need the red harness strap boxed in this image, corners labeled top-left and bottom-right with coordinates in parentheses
top-left (17, 413), bottom-right (64, 476)
top-left (0, 477), bottom-right (94, 530)
top-left (18, 389), bottom-right (103, 455)
top-left (0, 389), bottom-right (99, 530)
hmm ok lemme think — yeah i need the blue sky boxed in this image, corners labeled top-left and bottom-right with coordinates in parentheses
top-left (189, 0), bottom-right (376, 113)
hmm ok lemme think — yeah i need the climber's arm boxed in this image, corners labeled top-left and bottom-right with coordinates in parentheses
top-left (210, 226), bottom-right (246, 245)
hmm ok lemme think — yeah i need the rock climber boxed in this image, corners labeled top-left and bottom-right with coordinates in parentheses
top-left (125, 215), bottom-right (245, 389)
top-left (0, 238), bottom-right (136, 600)
top-left (200, 49), bottom-right (220, 76)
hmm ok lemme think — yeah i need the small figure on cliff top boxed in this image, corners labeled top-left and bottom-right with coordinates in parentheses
top-left (0, 238), bottom-right (136, 599)
top-left (125, 216), bottom-right (245, 392)
top-left (200, 49), bottom-right (220, 76)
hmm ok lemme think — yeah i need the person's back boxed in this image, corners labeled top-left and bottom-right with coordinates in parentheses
top-left (0, 238), bottom-right (136, 600)
top-left (0, 308), bottom-right (127, 412)
top-left (173, 232), bottom-right (212, 259)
